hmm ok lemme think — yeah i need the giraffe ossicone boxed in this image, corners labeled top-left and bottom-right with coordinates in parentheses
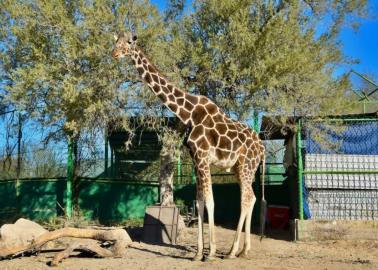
top-left (112, 32), bottom-right (266, 260)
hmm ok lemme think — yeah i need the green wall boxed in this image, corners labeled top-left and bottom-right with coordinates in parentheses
top-left (0, 178), bottom-right (290, 225)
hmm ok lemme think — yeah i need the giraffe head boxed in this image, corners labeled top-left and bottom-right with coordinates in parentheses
top-left (112, 32), bottom-right (137, 59)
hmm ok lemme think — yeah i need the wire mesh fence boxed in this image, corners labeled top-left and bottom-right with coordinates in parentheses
top-left (303, 118), bottom-right (378, 220)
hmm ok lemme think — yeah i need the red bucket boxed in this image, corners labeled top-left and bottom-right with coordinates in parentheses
top-left (267, 205), bottom-right (289, 229)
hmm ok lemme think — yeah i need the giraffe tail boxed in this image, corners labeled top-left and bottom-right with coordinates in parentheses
top-left (259, 152), bottom-right (267, 241)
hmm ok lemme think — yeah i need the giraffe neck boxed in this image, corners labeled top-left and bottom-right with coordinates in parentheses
top-left (131, 48), bottom-right (192, 126)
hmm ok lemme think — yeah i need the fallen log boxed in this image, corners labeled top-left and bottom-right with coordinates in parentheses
top-left (50, 240), bottom-right (115, 266)
top-left (0, 227), bottom-right (132, 259)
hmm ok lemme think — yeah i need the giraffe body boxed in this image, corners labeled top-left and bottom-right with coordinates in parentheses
top-left (112, 32), bottom-right (266, 260)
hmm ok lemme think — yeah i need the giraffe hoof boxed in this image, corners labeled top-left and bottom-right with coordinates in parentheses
top-left (224, 254), bottom-right (237, 259)
top-left (192, 253), bottom-right (204, 261)
top-left (204, 255), bottom-right (216, 262)
top-left (237, 251), bottom-right (250, 259)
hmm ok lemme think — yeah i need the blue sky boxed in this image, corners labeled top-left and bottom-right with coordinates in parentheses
top-left (151, 0), bottom-right (378, 82)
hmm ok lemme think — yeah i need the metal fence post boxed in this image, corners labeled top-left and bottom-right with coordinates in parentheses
top-left (66, 137), bottom-right (73, 218)
top-left (177, 156), bottom-right (182, 184)
top-left (296, 119), bottom-right (304, 220)
top-left (104, 129), bottom-right (108, 177)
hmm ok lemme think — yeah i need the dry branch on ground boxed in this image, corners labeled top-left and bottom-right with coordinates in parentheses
top-left (0, 219), bottom-right (132, 266)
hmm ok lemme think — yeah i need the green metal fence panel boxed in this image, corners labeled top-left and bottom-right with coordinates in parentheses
top-left (1, 178), bottom-right (290, 225)
top-left (0, 181), bottom-right (18, 223)
top-left (78, 179), bottom-right (159, 224)
top-left (18, 179), bottom-right (65, 221)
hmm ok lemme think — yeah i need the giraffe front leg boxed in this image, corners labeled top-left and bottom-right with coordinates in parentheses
top-left (193, 197), bottom-right (205, 261)
top-left (237, 194), bottom-right (256, 258)
top-left (205, 190), bottom-right (216, 260)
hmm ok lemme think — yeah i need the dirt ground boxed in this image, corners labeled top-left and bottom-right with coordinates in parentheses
top-left (1, 225), bottom-right (377, 270)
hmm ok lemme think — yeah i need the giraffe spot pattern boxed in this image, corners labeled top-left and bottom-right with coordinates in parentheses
top-left (168, 103), bottom-right (178, 112)
top-left (192, 105), bottom-right (207, 125)
top-left (177, 98), bottom-right (184, 106)
top-left (184, 101), bottom-right (194, 111)
top-left (151, 74), bottom-right (159, 83)
top-left (202, 115), bottom-right (215, 128)
top-left (186, 94), bottom-right (198, 105)
top-left (152, 84), bottom-right (161, 93)
top-left (145, 73), bottom-right (152, 84)
top-left (174, 88), bottom-right (184, 97)
top-left (178, 108), bottom-right (190, 122)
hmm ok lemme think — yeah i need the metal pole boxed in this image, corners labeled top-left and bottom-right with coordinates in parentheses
top-left (66, 137), bottom-right (73, 218)
top-left (177, 156), bottom-right (182, 184)
top-left (16, 113), bottom-right (22, 198)
top-left (296, 119), bottom-right (304, 220)
top-left (104, 130), bottom-right (108, 177)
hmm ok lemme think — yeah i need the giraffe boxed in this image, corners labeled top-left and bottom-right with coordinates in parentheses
top-left (112, 32), bottom-right (266, 261)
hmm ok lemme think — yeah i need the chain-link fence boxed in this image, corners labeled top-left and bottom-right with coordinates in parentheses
top-left (302, 117), bottom-right (378, 220)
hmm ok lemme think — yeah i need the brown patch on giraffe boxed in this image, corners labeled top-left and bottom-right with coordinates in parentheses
top-left (205, 103), bottom-right (218, 115)
top-left (251, 159), bottom-right (256, 167)
top-left (190, 125), bottom-right (204, 140)
top-left (157, 93), bottom-right (167, 103)
top-left (148, 65), bottom-right (156, 73)
top-left (199, 96), bottom-right (208, 105)
top-left (168, 94), bottom-right (175, 102)
top-left (192, 105), bottom-right (207, 125)
top-left (253, 148), bottom-right (258, 157)
top-left (142, 59), bottom-right (148, 64)
top-left (205, 128), bottom-right (219, 146)
top-left (159, 78), bottom-right (167, 86)
top-left (213, 114), bottom-right (224, 123)
top-left (152, 84), bottom-right (160, 93)
top-left (137, 67), bottom-right (144, 75)
top-left (228, 123), bottom-right (237, 130)
top-left (233, 138), bottom-right (242, 150)
top-left (202, 115), bottom-right (215, 128)
top-left (161, 86), bottom-right (170, 94)
top-left (216, 149), bottom-right (230, 160)
top-left (145, 73), bottom-right (153, 84)
top-left (137, 58), bottom-right (142, 65)
top-left (239, 132), bottom-right (247, 142)
top-left (174, 88), bottom-right (184, 97)
top-left (177, 98), bottom-right (184, 106)
top-left (151, 73), bottom-right (159, 83)
top-left (218, 136), bottom-right (232, 149)
top-left (184, 101), bottom-right (194, 111)
top-left (178, 108), bottom-right (190, 122)
top-left (168, 103), bottom-right (178, 112)
top-left (186, 94), bottom-right (199, 105)
top-left (227, 130), bottom-right (238, 139)
top-left (197, 137), bottom-right (210, 151)
top-left (139, 52), bottom-right (144, 59)
top-left (167, 84), bottom-right (174, 92)
top-left (215, 123), bottom-right (227, 135)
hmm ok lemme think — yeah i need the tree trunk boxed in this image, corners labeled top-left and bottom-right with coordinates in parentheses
top-left (158, 149), bottom-right (175, 206)
top-left (0, 227), bottom-right (132, 259)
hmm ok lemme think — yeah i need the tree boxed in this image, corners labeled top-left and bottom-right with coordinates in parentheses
top-left (166, 0), bottom-right (369, 121)
top-left (0, 0), bottom-right (175, 206)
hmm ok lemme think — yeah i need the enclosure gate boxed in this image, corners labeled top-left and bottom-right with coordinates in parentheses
top-left (299, 117), bottom-right (378, 220)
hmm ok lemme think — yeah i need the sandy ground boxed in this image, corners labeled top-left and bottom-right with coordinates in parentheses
top-left (1, 225), bottom-right (377, 270)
